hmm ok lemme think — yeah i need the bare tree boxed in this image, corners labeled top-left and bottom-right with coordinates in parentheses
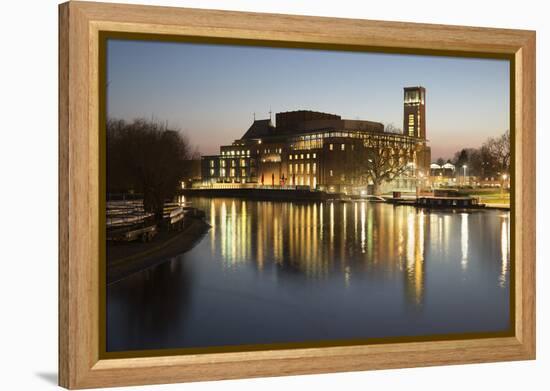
top-left (453, 148), bottom-right (479, 174)
top-left (367, 144), bottom-right (409, 195)
top-left (484, 130), bottom-right (510, 173)
top-left (384, 123), bottom-right (402, 134)
top-left (107, 118), bottom-right (193, 220)
top-left (350, 138), bottom-right (409, 195)
top-left (448, 130), bottom-right (510, 178)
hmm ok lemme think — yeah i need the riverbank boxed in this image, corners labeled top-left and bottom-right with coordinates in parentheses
top-left (107, 217), bottom-right (210, 284)
top-left (183, 188), bottom-right (510, 211)
top-left (181, 187), bottom-right (336, 201)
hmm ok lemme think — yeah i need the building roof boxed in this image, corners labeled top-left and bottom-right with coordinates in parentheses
top-left (442, 162), bottom-right (456, 170)
top-left (241, 119), bottom-right (275, 139)
top-left (240, 110), bottom-right (384, 141)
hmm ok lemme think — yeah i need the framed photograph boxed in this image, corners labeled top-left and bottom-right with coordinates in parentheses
top-left (59, 1), bottom-right (536, 389)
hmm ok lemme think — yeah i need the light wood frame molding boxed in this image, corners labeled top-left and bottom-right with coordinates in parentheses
top-left (59, 1), bottom-right (536, 389)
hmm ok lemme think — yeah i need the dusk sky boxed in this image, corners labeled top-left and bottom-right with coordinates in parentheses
top-left (107, 39), bottom-right (510, 160)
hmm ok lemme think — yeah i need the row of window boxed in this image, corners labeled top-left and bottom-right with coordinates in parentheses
top-left (291, 130), bottom-right (416, 144)
top-left (289, 152), bottom-right (317, 160)
top-left (211, 168), bottom-right (254, 177)
top-left (210, 159), bottom-right (251, 168)
top-left (221, 150), bottom-right (250, 156)
top-left (328, 143), bottom-right (348, 151)
top-left (262, 148), bottom-right (283, 154)
top-left (289, 162), bottom-right (317, 175)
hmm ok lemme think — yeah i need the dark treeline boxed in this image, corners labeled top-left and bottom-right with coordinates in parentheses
top-left (107, 118), bottom-right (197, 220)
top-left (435, 130), bottom-right (510, 178)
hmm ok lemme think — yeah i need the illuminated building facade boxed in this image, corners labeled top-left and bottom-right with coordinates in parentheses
top-left (403, 86), bottom-right (426, 139)
top-left (201, 87), bottom-right (431, 193)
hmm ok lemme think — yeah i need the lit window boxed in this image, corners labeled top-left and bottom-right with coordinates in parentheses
top-left (241, 169), bottom-right (246, 176)
top-left (295, 163), bottom-right (298, 172)
top-left (210, 160), bottom-right (214, 167)
top-left (341, 173), bottom-right (346, 181)
top-left (313, 163), bottom-right (316, 174)
top-left (300, 154), bottom-right (304, 159)
top-left (221, 160), bottom-right (226, 168)
top-left (408, 114), bottom-right (415, 137)
top-left (306, 163), bottom-right (310, 174)
top-left (329, 144), bottom-right (333, 151)
top-left (341, 144), bottom-right (345, 151)
top-left (240, 159), bottom-right (246, 167)
top-left (289, 155), bottom-right (293, 160)
top-left (231, 160), bottom-right (236, 167)
top-left (236, 151), bottom-right (240, 155)
top-left (295, 154), bottom-right (298, 160)
top-left (329, 170), bottom-right (333, 176)
top-left (210, 169), bottom-right (215, 176)
top-left (247, 150), bottom-right (250, 156)
top-left (313, 153), bottom-right (316, 159)
top-left (231, 150), bottom-right (235, 156)
top-left (300, 164), bottom-right (304, 174)
top-left (289, 165), bottom-right (293, 174)
top-left (307, 153), bottom-right (310, 159)
top-left (220, 168), bottom-right (226, 176)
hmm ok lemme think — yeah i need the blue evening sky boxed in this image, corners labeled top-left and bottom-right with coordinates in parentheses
top-left (107, 39), bottom-right (509, 159)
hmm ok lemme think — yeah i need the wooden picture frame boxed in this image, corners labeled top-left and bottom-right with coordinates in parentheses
top-left (59, 1), bottom-right (536, 389)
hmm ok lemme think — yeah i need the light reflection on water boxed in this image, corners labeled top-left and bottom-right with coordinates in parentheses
top-left (107, 197), bottom-right (511, 352)
top-left (206, 199), bottom-right (434, 300)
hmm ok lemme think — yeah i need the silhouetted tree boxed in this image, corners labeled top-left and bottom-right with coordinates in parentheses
top-left (448, 130), bottom-right (510, 178)
top-left (351, 139), bottom-right (409, 195)
top-left (453, 148), bottom-right (480, 175)
top-left (107, 118), bottom-right (193, 220)
top-left (484, 130), bottom-right (510, 174)
top-left (384, 123), bottom-right (402, 134)
top-left (347, 124), bottom-right (412, 194)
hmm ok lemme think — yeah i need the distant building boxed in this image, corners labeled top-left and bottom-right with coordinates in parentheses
top-left (430, 162), bottom-right (456, 187)
top-left (403, 86), bottom-right (426, 139)
top-left (201, 87), bottom-right (431, 193)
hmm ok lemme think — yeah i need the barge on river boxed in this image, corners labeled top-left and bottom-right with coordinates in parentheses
top-left (107, 200), bottom-right (205, 243)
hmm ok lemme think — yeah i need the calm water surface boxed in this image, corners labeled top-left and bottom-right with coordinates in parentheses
top-left (107, 197), bottom-right (510, 352)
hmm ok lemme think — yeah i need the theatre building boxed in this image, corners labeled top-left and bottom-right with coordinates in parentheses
top-left (201, 87), bottom-right (431, 193)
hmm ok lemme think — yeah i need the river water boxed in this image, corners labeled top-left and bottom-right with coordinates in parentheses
top-left (107, 197), bottom-right (511, 352)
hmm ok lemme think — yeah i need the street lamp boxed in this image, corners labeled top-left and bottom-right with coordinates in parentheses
top-left (501, 173), bottom-right (508, 196)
